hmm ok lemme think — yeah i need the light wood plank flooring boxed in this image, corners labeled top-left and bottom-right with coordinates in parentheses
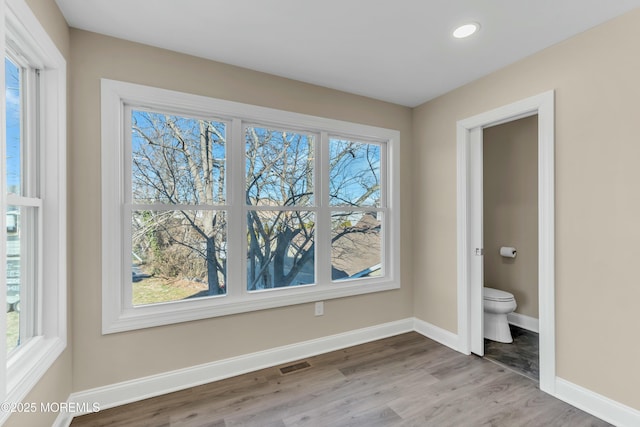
top-left (71, 333), bottom-right (610, 426)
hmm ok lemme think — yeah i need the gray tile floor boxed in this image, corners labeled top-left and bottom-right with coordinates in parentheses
top-left (484, 324), bottom-right (539, 381)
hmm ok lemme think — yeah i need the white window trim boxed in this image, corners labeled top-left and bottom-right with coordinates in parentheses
top-left (101, 79), bottom-right (401, 334)
top-left (0, 0), bottom-right (67, 416)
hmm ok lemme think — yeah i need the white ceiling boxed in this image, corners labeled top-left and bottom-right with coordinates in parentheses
top-left (55, 0), bottom-right (640, 107)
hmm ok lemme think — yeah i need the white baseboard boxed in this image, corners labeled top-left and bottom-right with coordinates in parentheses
top-left (555, 378), bottom-right (640, 427)
top-left (412, 317), bottom-right (640, 426)
top-left (412, 318), bottom-right (462, 352)
top-left (507, 312), bottom-right (539, 333)
top-left (52, 412), bottom-right (73, 427)
top-left (54, 318), bottom-right (640, 427)
top-left (63, 318), bottom-right (413, 424)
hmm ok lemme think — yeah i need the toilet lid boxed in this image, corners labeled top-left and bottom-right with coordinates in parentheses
top-left (483, 287), bottom-right (515, 302)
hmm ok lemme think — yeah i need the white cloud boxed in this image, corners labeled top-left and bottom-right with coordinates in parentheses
top-left (5, 88), bottom-right (20, 107)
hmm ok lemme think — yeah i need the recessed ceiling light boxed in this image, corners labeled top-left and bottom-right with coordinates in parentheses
top-left (453, 23), bottom-right (480, 39)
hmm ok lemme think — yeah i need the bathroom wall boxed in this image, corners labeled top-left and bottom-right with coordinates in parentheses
top-left (483, 116), bottom-right (538, 320)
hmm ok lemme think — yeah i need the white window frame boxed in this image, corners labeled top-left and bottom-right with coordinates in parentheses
top-left (102, 79), bottom-right (401, 334)
top-left (0, 0), bottom-right (67, 417)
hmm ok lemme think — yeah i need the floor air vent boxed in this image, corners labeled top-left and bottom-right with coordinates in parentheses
top-left (279, 361), bottom-right (311, 374)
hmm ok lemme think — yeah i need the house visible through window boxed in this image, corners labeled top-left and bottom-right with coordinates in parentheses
top-left (101, 80), bottom-right (400, 333)
top-left (329, 138), bottom-right (383, 281)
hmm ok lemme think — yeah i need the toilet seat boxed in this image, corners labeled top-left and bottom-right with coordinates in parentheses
top-left (483, 287), bottom-right (515, 302)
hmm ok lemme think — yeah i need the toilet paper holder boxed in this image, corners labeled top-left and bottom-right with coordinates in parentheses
top-left (500, 246), bottom-right (517, 258)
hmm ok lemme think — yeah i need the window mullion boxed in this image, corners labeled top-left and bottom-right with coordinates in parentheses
top-left (315, 131), bottom-right (330, 286)
top-left (122, 108), bottom-right (134, 309)
top-left (380, 141), bottom-right (388, 208)
top-left (227, 118), bottom-right (244, 298)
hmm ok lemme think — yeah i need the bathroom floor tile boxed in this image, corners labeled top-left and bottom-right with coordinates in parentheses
top-left (484, 324), bottom-right (539, 381)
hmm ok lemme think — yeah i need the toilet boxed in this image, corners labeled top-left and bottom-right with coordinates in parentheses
top-left (483, 287), bottom-right (517, 343)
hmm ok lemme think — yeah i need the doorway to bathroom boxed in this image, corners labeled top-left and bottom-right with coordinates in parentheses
top-left (482, 115), bottom-right (539, 381)
top-left (455, 91), bottom-right (556, 394)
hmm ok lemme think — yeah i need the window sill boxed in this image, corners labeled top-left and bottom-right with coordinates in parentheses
top-left (103, 279), bottom-right (400, 334)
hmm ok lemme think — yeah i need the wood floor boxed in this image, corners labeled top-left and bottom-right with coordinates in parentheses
top-left (70, 333), bottom-right (610, 427)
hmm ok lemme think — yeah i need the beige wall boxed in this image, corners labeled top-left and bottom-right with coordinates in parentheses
top-left (24, 0), bottom-right (69, 58)
top-left (413, 10), bottom-right (640, 410)
top-left (483, 116), bottom-right (538, 319)
top-left (9, 0), bottom-right (640, 421)
top-left (4, 353), bottom-right (72, 427)
top-left (4, 1), bottom-right (72, 427)
top-left (69, 29), bottom-right (413, 391)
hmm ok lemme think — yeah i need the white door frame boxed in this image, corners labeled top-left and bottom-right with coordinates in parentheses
top-left (456, 91), bottom-right (555, 394)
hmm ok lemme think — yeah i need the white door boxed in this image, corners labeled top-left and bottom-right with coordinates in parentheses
top-left (469, 127), bottom-right (484, 356)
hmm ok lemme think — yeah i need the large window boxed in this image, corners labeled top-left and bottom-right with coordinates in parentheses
top-left (128, 110), bottom-right (229, 305)
top-left (4, 51), bottom-right (40, 357)
top-left (0, 0), bottom-right (67, 418)
top-left (245, 125), bottom-right (316, 290)
top-left (102, 80), bottom-right (400, 333)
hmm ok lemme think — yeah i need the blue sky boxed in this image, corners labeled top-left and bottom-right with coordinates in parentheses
top-left (5, 57), bottom-right (21, 194)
